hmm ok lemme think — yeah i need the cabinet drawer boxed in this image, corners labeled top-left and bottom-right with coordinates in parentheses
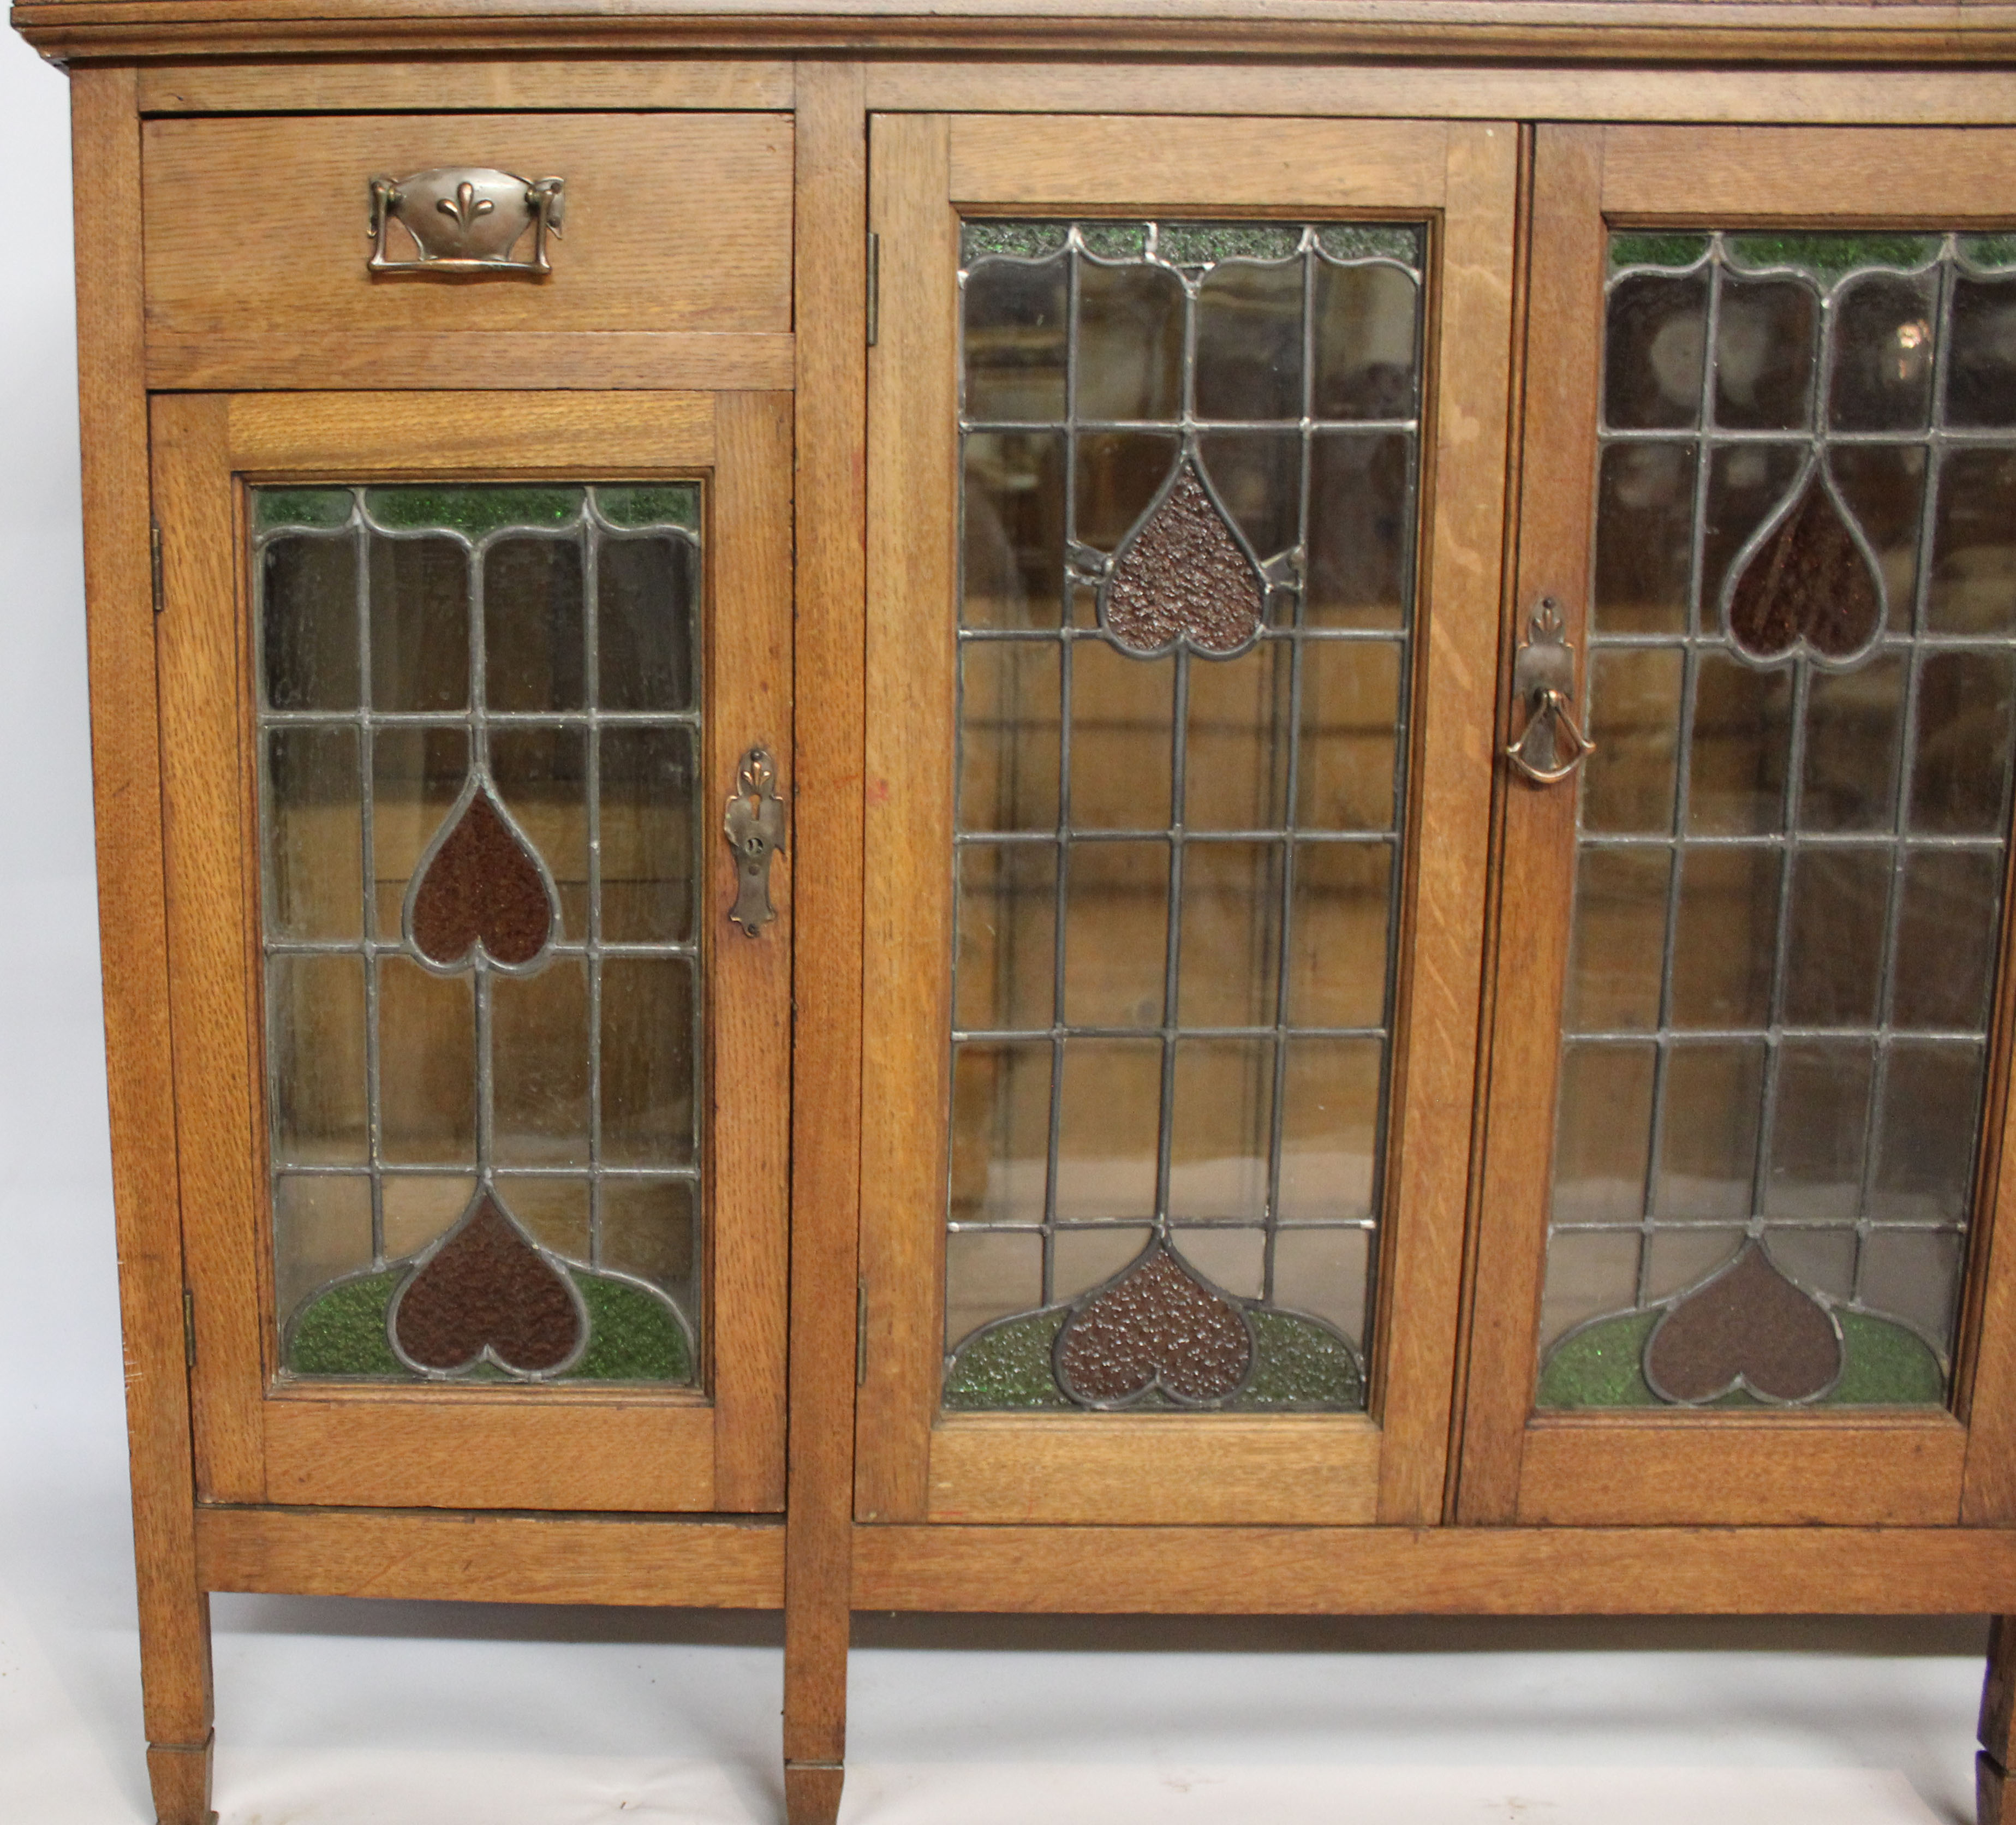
top-left (142, 112), bottom-right (794, 389)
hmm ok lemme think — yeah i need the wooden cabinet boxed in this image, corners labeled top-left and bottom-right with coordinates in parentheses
top-left (22, 16), bottom-right (2016, 1825)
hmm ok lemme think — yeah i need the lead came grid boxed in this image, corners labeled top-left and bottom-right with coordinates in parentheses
top-left (254, 484), bottom-right (705, 1373)
top-left (1541, 231), bottom-right (2016, 1401)
top-left (946, 219), bottom-right (1427, 1391)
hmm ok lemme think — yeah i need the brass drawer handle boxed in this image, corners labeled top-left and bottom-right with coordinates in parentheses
top-left (1504, 599), bottom-right (1596, 787)
top-left (367, 167), bottom-right (565, 275)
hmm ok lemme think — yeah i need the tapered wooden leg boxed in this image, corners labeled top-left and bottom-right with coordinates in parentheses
top-left (1982, 1616), bottom-right (2016, 1825)
top-left (785, 1763), bottom-right (846, 1825)
top-left (147, 1734), bottom-right (216, 1825)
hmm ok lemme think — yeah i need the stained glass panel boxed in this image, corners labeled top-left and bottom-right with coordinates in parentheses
top-left (1539, 231), bottom-right (2016, 1410)
top-left (943, 218), bottom-right (1426, 1412)
top-left (257, 484), bottom-right (705, 1383)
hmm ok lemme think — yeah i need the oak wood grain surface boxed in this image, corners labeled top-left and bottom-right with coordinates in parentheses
top-left (73, 65), bottom-right (218, 1825)
top-left (142, 113), bottom-right (791, 343)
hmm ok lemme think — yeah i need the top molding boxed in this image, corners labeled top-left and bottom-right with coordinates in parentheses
top-left (18, 0), bottom-right (2016, 66)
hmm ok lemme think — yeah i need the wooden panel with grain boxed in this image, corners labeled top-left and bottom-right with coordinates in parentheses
top-left (224, 389), bottom-right (714, 473)
top-left (868, 61), bottom-right (2016, 126)
top-left (142, 113), bottom-right (792, 354)
top-left (74, 67), bottom-right (218, 1823)
top-left (927, 1417), bottom-right (1382, 1525)
top-left (1602, 125), bottom-right (2016, 222)
top-left (196, 1504), bottom-right (785, 1605)
top-left (948, 114), bottom-right (1450, 210)
top-left (1516, 1417), bottom-right (1967, 1527)
top-left (852, 1520), bottom-right (2016, 1616)
top-left (855, 111), bottom-right (957, 1528)
top-left (1453, 124), bottom-right (1603, 1524)
top-left (707, 389), bottom-right (795, 1512)
top-left (148, 329), bottom-right (795, 393)
top-left (154, 391), bottom-right (271, 1505)
top-left (138, 57), bottom-right (794, 114)
top-left (783, 62), bottom-right (869, 1820)
top-left (260, 1397), bottom-right (718, 1509)
top-left (1373, 119), bottom-right (1518, 1525)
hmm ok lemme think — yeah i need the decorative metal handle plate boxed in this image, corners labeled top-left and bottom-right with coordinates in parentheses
top-left (367, 168), bottom-right (566, 275)
top-left (1504, 598), bottom-right (1596, 786)
top-left (724, 747), bottom-right (785, 938)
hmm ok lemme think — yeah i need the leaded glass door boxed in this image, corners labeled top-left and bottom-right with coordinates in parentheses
top-left (1462, 127), bottom-right (2016, 1527)
top-left (154, 391), bottom-right (790, 1512)
top-left (855, 114), bottom-right (1517, 1525)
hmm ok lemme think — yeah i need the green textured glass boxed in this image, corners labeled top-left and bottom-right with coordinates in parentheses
top-left (1963, 234), bottom-right (2016, 272)
top-left (365, 485), bottom-right (584, 539)
top-left (1725, 232), bottom-right (1940, 284)
top-left (963, 220), bottom-right (1070, 260)
top-left (256, 487), bottom-right (355, 532)
top-left (595, 484), bottom-right (701, 531)
top-left (1608, 232), bottom-right (1709, 273)
top-left (284, 1264), bottom-right (691, 1381)
top-left (1081, 222), bottom-right (1152, 260)
top-left (1538, 1305), bottom-right (1943, 1409)
top-left (1317, 224), bottom-right (1422, 267)
top-left (940, 1303), bottom-right (1362, 1410)
top-left (1158, 222), bottom-right (1301, 265)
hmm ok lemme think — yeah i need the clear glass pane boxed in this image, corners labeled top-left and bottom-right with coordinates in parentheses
top-left (1069, 639), bottom-right (1171, 831)
top-left (1312, 261), bottom-right (1419, 420)
top-left (484, 537), bottom-right (584, 713)
top-left (1949, 273), bottom-right (2016, 428)
top-left (1285, 840), bottom-right (1392, 1029)
top-left (950, 1041), bottom-right (1052, 1226)
top-left (957, 843), bottom-right (1058, 1034)
top-left (377, 957), bottom-right (475, 1165)
top-left (261, 536), bottom-right (359, 711)
top-left (264, 727), bottom-right (361, 942)
top-left (491, 960), bottom-right (591, 1167)
top-left (1063, 841), bottom-right (1168, 1027)
top-left (1307, 432), bottom-right (1411, 629)
top-left (1054, 1038), bottom-right (1161, 1221)
top-left (1297, 639), bottom-right (1401, 831)
top-left (1177, 842), bottom-right (1282, 1028)
top-left (599, 726), bottom-right (697, 944)
top-left (269, 954), bottom-right (368, 1166)
top-left (1657, 1041), bottom-right (1767, 1222)
top-left (1781, 847), bottom-right (1890, 1028)
top-left (600, 957), bottom-right (696, 1167)
top-left (1167, 1037), bottom-right (1272, 1221)
top-left (598, 534), bottom-right (697, 712)
top-left (1605, 272), bottom-right (1707, 430)
top-left (1195, 261), bottom-right (1303, 421)
top-left (1713, 276), bottom-right (1816, 431)
top-left (1271, 1225), bottom-right (1371, 1345)
top-left (1930, 449), bottom-right (2016, 636)
top-left (1565, 847), bottom-right (1671, 1034)
top-left (1669, 845), bottom-right (1781, 1029)
top-left (1830, 272), bottom-right (1937, 432)
top-left (1583, 648), bottom-right (1683, 832)
top-left (963, 432), bottom-right (1066, 630)
top-left (1803, 658), bottom-right (1905, 832)
top-left (1278, 1036), bottom-right (1381, 1222)
top-left (1077, 260), bottom-right (1183, 422)
top-left (1185, 641), bottom-right (1290, 830)
top-left (1551, 1042), bottom-right (1655, 1225)
top-left (1766, 1041), bottom-right (1874, 1222)
top-left (368, 535), bottom-right (468, 712)
top-left (1592, 443), bottom-right (1695, 636)
top-left (959, 641), bottom-right (1060, 833)
top-left (1686, 654), bottom-right (1792, 836)
top-left (964, 258), bottom-right (1067, 421)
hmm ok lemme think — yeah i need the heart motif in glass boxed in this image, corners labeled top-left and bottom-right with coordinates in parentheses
top-left (1644, 1243), bottom-right (1842, 1404)
top-left (1054, 1244), bottom-right (1256, 1406)
top-left (1101, 460), bottom-right (1266, 657)
top-left (1726, 464), bottom-right (1883, 664)
top-left (391, 1190), bottom-right (583, 1375)
top-left (408, 785), bottom-right (556, 969)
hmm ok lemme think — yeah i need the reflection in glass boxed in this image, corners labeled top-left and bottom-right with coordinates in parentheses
top-left (945, 218), bottom-right (1425, 1412)
top-left (1540, 232), bottom-right (2016, 1413)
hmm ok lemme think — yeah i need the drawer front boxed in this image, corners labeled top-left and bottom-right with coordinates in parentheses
top-left (143, 112), bottom-right (793, 343)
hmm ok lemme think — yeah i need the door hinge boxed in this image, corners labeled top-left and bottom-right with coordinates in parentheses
top-left (182, 1288), bottom-right (196, 1368)
top-left (150, 524), bottom-right (164, 616)
top-left (856, 1282), bottom-right (868, 1386)
top-left (866, 230), bottom-right (880, 348)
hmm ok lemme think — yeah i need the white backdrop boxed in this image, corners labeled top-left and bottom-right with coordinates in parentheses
top-left (0, 30), bottom-right (1991, 1823)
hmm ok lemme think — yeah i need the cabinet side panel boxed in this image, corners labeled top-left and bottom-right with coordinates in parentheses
top-left (71, 62), bottom-right (216, 1755)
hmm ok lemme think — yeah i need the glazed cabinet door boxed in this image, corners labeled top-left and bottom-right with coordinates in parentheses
top-left (153, 390), bottom-right (791, 1512)
top-left (856, 114), bottom-right (1516, 1525)
top-left (1463, 127), bottom-right (2016, 1526)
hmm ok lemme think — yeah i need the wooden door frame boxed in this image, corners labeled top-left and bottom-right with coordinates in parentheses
top-left (1459, 123), bottom-right (2016, 1528)
top-left (854, 110), bottom-right (1518, 1528)
top-left (153, 387), bottom-right (792, 1514)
